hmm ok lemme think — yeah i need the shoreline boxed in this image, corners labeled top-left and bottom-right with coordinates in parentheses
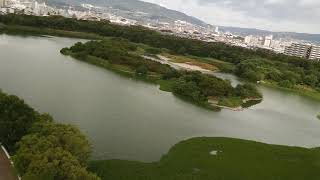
top-left (260, 81), bottom-right (320, 101)
top-left (209, 98), bottom-right (263, 111)
top-left (89, 137), bottom-right (320, 180)
top-left (4, 25), bottom-right (318, 103)
top-left (62, 51), bottom-right (262, 111)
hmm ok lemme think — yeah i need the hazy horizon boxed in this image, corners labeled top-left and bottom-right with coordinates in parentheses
top-left (141, 0), bottom-right (320, 34)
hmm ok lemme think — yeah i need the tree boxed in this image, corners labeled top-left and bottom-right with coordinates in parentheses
top-left (14, 135), bottom-right (99, 180)
top-left (279, 80), bottom-right (294, 88)
top-left (177, 47), bottom-right (187, 54)
top-left (235, 83), bottom-right (262, 98)
top-left (172, 78), bottom-right (207, 104)
top-left (13, 118), bottom-right (99, 180)
top-left (135, 65), bottom-right (148, 76)
top-left (0, 91), bottom-right (100, 179)
top-left (29, 117), bottom-right (91, 165)
top-left (304, 75), bottom-right (318, 87)
top-left (0, 91), bottom-right (37, 152)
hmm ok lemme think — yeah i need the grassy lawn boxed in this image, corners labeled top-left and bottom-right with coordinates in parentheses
top-left (89, 137), bottom-right (320, 180)
top-left (187, 55), bottom-right (236, 73)
top-left (218, 97), bottom-right (243, 108)
top-left (157, 79), bottom-right (175, 92)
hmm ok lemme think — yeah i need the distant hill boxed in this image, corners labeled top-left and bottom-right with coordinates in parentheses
top-left (47, 0), bottom-right (208, 27)
top-left (220, 26), bottom-right (320, 44)
top-left (47, 0), bottom-right (320, 43)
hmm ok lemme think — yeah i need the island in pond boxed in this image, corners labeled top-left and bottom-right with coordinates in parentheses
top-left (61, 38), bottom-right (262, 110)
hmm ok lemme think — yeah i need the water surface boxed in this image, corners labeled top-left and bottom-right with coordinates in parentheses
top-left (1, 34), bottom-right (320, 162)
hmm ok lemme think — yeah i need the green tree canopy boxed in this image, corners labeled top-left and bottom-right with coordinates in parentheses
top-left (0, 90), bottom-right (37, 152)
top-left (13, 116), bottom-right (99, 180)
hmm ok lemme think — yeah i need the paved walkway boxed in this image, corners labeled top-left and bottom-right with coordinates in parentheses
top-left (0, 147), bottom-right (17, 180)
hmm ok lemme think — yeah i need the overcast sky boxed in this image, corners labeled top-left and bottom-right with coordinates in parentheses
top-left (141, 0), bottom-right (320, 34)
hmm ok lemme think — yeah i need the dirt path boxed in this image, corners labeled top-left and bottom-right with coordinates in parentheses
top-left (0, 147), bottom-right (17, 180)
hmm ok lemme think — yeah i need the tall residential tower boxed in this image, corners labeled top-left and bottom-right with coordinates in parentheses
top-left (0, 0), bottom-right (5, 7)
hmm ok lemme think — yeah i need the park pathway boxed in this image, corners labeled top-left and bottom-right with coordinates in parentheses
top-left (0, 147), bottom-right (17, 180)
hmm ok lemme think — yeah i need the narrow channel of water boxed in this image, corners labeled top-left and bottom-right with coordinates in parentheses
top-left (1, 34), bottom-right (320, 162)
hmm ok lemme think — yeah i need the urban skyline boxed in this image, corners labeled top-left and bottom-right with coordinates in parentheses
top-left (142, 0), bottom-right (320, 34)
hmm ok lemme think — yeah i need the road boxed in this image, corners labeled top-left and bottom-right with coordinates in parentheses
top-left (0, 147), bottom-right (17, 180)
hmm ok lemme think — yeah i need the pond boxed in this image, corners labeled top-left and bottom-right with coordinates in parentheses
top-left (1, 34), bottom-right (320, 162)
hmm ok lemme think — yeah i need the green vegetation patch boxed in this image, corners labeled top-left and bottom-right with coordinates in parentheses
top-left (187, 55), bottom-right (236, 73)
top-left (236, 58), bottom-right (320, 100)
top-left (157, 79), bottom-right (175, 92)
top-left (0, 15), bottom-right (319, 98)
top-left (163, 54), bottom-right (219, 71)
top-left (89, 137), bottom-right (320, 180)
top-left (0, 90), bottom-right (100, 180)
top-left (62, 39), bottom-right (262, 110)
top-left (218, 97), bottom-right (243, 108)
top-left (261, 81), bottom-right (320, 101)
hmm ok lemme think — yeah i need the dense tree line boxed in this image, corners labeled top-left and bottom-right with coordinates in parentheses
top-left (0, 14), bottom-right (253, 63)
top-left (61, 38), bottom-right (174, 76)
top-left (0, 91), bottom-right (38, 152)
top-left (0, 14), bottom-right (319, 91)
top-left (236, 58), bottom-right (320, 90)
top-left (0, 90), bottom-right (100, 180)
top-left (63, 39), bottom-right (262, 108)
top-left (172, 72), bottom-right (262, 106)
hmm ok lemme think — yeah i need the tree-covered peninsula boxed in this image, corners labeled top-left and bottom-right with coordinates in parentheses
top-left (61, 39), bottom-right (262, 109)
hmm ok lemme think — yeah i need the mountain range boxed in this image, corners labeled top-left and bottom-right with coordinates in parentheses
top-left (220, 26), bottom-right (320, 44)
top-left (47, 0), bottom-right (320, 44)
top-left (47, 0), bottom-right (208, 26)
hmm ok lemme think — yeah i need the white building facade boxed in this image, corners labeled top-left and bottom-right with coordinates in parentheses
top-left (309, 45), bottom-right (320, 60)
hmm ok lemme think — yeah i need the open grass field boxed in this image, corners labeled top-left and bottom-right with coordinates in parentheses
top-left (163, 54), bottom-right (219, 71)
top-left (187, 55), bottom-right (236, 73)
top-left (217, 96), bottom-right (243, 108)
top-left (89, 137), bottom-right (320, 180)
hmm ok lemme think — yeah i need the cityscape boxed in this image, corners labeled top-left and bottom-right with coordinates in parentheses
top-left (1, 0), bottom-right (320, 61)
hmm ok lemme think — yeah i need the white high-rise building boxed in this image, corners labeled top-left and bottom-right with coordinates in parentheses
top-left (264, 35), bottom-right (273, 47)
top-left (215, 26), bottom-right (219, 34)
top-left (244, 35), bottom-right (252, 44)
top-left (0, 0), bottom-right (5, 7)
top-left (309, 45), bottom-right (320, 60)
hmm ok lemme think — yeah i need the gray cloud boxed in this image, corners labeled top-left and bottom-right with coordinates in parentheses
top-left (196, 0), bottom-right (320, 22)
top-left (142, 0), bottom-right (320, 33)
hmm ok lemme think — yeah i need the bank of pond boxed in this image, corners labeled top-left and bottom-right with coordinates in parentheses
top-left (0, 14), bottom-right (319, 102)
top-left (90, 137), bottom-right (320, 180)
top-left (0, 90), bottom-right (100, 180)
top-left (1, 90), bottom-right (320, 180)
top-left (60, 39), bottom-right (262, 110)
